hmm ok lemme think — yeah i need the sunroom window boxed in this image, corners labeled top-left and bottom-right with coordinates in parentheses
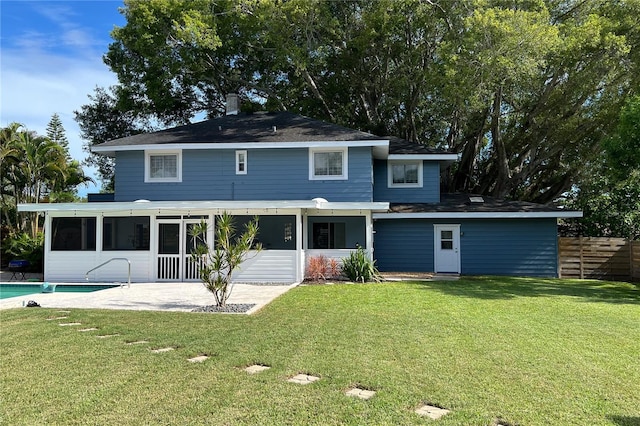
top-left (51, 217), bottom-right (96, 251)
top-left (103, 217), bottom-right (150, 251)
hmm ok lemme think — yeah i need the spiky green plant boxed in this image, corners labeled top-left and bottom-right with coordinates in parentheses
top-left (340, 246), bottom-right (381, 283)
top-left (190, 212), bottom-right (261, 307)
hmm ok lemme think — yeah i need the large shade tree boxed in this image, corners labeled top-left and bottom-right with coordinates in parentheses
top-left (77, 0), bottom-right (640, 205)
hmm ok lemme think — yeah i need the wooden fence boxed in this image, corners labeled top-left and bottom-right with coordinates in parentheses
top-left (558, 237), bottom-right (640, 282)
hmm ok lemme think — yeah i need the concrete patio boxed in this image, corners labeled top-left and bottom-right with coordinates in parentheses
top-left (0, 281), bottom-right (297, 314)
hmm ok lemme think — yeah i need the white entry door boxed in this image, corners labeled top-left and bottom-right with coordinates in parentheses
top-left (156, 218), bottom-right (208, 281)
top-left (434, 225), bottom-right (461, 273)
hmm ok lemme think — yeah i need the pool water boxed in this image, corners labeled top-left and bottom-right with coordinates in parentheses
top-left (0, 283), bottom-right (119, 300)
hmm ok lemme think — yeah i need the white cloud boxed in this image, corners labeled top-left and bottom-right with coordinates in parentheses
top-left (0, 48), bottom-right (118, 196)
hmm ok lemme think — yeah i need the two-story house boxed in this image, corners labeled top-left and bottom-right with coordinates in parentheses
top-left (19, 96), bottom-right (582, 283)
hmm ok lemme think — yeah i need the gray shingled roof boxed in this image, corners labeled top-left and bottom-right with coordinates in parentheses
top-left (387, 137), bottom-right (455, 155)
top-left (390, 193), bottom-right (570, 213)
top-left (95, 111), bottom-right (454, 156)
top-left (97, 111), bottom-right (381, 147)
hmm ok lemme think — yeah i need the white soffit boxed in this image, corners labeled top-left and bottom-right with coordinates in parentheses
top-left (387, 153), bottom-right (459, 161)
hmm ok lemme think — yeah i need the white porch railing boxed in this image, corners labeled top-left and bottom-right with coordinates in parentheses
top-left (158, 255), bottom-right (180, 280)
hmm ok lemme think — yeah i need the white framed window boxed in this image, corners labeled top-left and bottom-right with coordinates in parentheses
top-left (236, 150), bottom-right (247, 175)
top-left (309, 147), bottom-right (348, 180)
top-left (145, 151), bottom-right (181, 182)
top-left (388, 161), bottom-right (422, 188)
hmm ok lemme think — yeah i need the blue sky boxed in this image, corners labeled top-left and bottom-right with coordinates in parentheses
top-left (1, 0), bottom-right (126, 195)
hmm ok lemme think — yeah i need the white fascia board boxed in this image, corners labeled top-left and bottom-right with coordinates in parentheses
top-left (372, 211), bottom-right (583, 219)
top-left (387, 153), bottom-right (460, 161)
top-left (18, 200), bottom-right (316, 213)
top-left (91, 139), bottom-right (390, 155)
top-left (18, 200), bottom-right (390, 214)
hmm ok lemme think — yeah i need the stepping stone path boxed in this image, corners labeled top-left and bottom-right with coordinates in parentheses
top-left (345, 387), bottom-right (376, 400)
top-left (59, 316), bottom-right (455, 419)
top-left (245, 364), bottom-right (270, 374)
top-left (415, 404), bottom-right (450, 420)
top-left (151, 347), bottom-right (174, 353)
top-left (287, 373), bottom-right (320, 385)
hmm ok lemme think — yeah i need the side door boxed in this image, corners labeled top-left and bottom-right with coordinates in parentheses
top-left (434, 224), bottom-right (461, 274)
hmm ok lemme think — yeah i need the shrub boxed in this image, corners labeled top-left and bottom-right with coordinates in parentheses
top-left (305, 255), bottom-right (344, 281)
top-left (341, 246), bottom-right (381, 283)
top-left (2, 232), bottom-right (44, 272)
top-left (306, 255), bottom-right (328, 281)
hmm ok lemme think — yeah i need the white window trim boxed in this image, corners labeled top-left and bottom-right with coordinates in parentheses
top-left (145, 150), bottom-right (182, 183)
top-left (309, 147), bottom-right (348, 180)
top-left (235, 150), bottom-right (247, 175)
top-left (387, 160), bottom-right (423, 188)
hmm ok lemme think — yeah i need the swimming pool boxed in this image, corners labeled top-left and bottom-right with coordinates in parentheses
top-left (0, 283), bottom-right (119, 300)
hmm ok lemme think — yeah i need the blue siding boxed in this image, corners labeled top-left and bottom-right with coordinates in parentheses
top-left (374, 219), bottom-right (435, 272)
top-left (373, 160), bottom-right (440, 203)
top-left (374, 218), bottom-right (558, 277)
top-left (114, 147), bottom-right (373, 202)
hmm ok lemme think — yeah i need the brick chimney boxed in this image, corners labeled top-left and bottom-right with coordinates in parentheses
top-left (226, 93), bottom-right (239, 115)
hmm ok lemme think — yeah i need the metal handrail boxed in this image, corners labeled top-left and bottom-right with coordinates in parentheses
top-left (85, 258), bottom-right (131, 288)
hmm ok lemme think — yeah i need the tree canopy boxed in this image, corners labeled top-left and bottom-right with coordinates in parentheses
top-left (1, 122), bottom-right (92, 238)
top-left (77, 0), bottom-right (639, 210)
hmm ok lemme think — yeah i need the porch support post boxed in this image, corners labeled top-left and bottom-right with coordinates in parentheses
top-left (365, 210), bottom-right (373, 258)
top-left (297, 210), bottom-right (304, 282)
top-left (43, 212), bottom-right (51, 281)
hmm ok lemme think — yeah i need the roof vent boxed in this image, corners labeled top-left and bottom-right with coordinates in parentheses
top-left (272, 126), bottom-right (277, 133)
top-left (469, 196), bottom-right (484, 204)
top-left (225, 93), bottom-right (239, 115)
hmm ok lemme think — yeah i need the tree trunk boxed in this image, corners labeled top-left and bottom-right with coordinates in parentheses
top-left (491, 86), bottom-right (511, 198)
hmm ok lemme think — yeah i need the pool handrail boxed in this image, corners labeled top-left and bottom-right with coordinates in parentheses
top-left (85, 258), bottom-right (131, 288)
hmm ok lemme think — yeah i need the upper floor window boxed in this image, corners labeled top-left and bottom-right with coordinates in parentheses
top-left (236, 150), bottom-right (247, 175)
top-left (309, 147), bottom-right (348, 180)
top-left (388, 161), bottom-right (422, 188)
top-left (145, 150), bottom-right (181, 182)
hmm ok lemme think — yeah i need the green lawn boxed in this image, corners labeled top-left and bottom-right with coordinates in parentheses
top-left (1, 277), bottom-right (639, 425)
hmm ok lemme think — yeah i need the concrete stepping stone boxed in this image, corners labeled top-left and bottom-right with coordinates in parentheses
top-left (58, 322), bottom-right (82, 326)
top-left (244, 364), bottom-right (270, 374)
top-left (415, 404), bottom-right (450, 420)
top-left (78, 328), bottom-right (99, 332)
top-left (47, 316), bottom-right (68, 321)
top-left (187, 355), bottom-right (209, 363)
top-left (126, 340), bottom-right (149, 345)
top-left (57, 310), bottom-right (71, 314)
top-left (287, 373), bottom-right (320, 385)
top-left (96, 334), bottom-right (120, 339)
top-left (345, 387), bottom-right (376, 400)
top-left (151, 347), bottom-right (174, 353)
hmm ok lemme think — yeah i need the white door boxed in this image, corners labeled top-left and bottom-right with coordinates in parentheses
top-left (434, 225), bottom-right (461, 273)
top-left (156, 218), bottom-right (208, 281)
